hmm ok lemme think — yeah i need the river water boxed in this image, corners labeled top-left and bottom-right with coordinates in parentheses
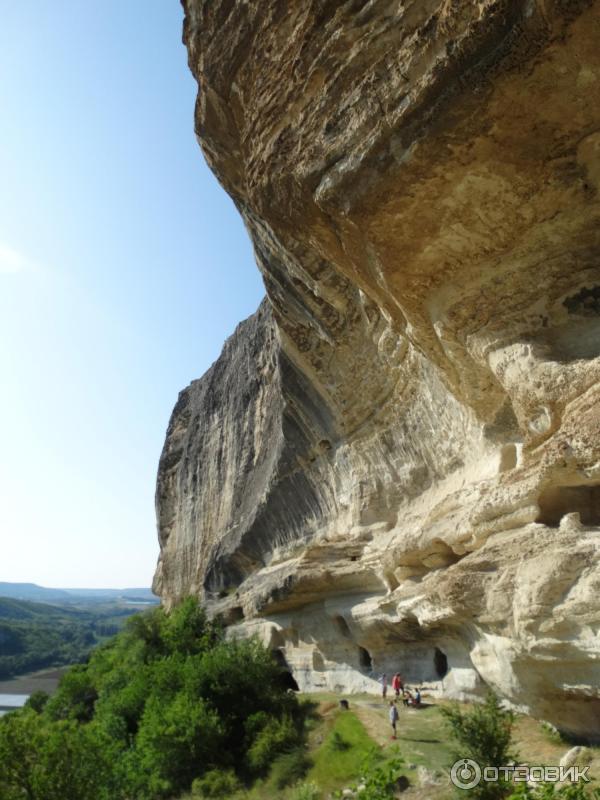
top-left (0, 693), bottom-right (29, 716)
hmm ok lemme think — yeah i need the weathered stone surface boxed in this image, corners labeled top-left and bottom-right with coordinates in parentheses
top-left (155, 0), bottom-right (600, 740)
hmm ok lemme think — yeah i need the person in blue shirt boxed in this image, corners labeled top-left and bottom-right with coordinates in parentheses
top-left (389, 700), bottom-right (399, 739)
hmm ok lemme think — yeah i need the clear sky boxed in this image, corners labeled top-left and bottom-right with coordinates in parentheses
top-left (0, 2), bottom-right (264, 589)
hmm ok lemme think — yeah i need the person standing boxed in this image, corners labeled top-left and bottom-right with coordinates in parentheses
top-left (389, 700), bottom-right (399, 739)
top-left (380, 673), bottom-right (388, 699)
top-left (392, 673), bottom-right (403, 697)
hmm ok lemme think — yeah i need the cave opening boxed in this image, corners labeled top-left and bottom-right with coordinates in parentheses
top-left (434, 647), bottom-right (448, 678)
top-left (225, 606), bottom-right (244, 624)
top-left (536, 484), bottom-right (600, 527)
top-left (563, 285), bottom-right (600, 316)
top-left (272, 649), bottom-right (300, 691)
top-left (358, 646), bottom-right (372, 671)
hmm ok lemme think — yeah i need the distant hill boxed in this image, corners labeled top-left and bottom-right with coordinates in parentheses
top-left (0, 583), bottom-right (71, 602)
top-left (0, 582), bottom-right (158, 604)
top-left (0, 597), bottom-right (87, 621)
top-left (0, 593), bottom-right (157, 680)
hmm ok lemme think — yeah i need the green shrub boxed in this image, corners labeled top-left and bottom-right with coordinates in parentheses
top-left (0, 710), bottom-right (119, 800)
top-left (508, 784), bottom-right (600, 799)
top-left (246, 714), bottom-right (300, 773)
top-left (25, 690), bottom-right (49, 713)
top-left (441, 691), bottom-right (517, 800)
top-left (291, 781), bottom-right (321, 800)
top-left (271, 747), bottom-right (312, 789)
top-left (191, 768), bottom-right (241, 798)
top-left (333, 751), bottom-right (404, 800)
top-left (0, 598), bottom-right (305, 800)
top-left (45, 666), bottom-right (98, 722)
top-left (134, 693), bottom-right (225, 797)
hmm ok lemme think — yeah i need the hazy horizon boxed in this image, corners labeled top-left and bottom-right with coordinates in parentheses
top-left (1, 3), bottom-right (264, 588)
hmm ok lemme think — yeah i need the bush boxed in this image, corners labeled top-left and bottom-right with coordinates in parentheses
top-left (0, 710), bottom-right (119, 800)
top-left (271, 748), bottom-right (312, 789)
top-left (191, 769), bottom-right (241, 798)
top-left (508, 784), bottom-right (600, 799)
top-left (292, 782), bottom-right (321, 800)
top-left (0, 598), bottom-right (305, 800)
top-left (25, 690), bottom-right (49, 713)
top-left (246, 714), bottom-right (301, 773)
top-left (45, 666), bottom-right (98, 722)
top-left (441, 691), bottom-right (517, 800)
top-left (333, 751), bottom-right (404, 800)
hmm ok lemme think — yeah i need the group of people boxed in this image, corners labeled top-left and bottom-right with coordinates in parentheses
top-left (379, 673), bottom-right (423, 739)
top-left (379, 672), bottom-right (422, 703)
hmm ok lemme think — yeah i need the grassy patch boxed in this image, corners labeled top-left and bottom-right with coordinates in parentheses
top-left (305, 707), bottom-right (379, 794)
top-left (181, 695), bottom-right (600, 800)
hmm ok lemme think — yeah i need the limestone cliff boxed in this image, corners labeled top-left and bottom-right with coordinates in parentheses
top-left (154, 0), bottom-right (600, 740)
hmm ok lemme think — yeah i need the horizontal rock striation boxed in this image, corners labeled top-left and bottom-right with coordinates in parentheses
top-left (155, 0), bottom-right (600, 740)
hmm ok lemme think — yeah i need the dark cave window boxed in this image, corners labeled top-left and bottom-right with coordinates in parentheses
top-left (434, 647), bottom-right (448, 678)
top-left (536, 484), bottom-right (600, 527)
top-left (358, 646), bottom-right (372, 670)
top-left (226, 606), bottom-right (244, 623)
top-left (272, 648), bottom-right (299, 691)
top-left (563, 285), bottom-right (600, 316)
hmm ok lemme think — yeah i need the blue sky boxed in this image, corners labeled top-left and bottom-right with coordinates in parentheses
top-left (0, 2), bottom-right (263, 588)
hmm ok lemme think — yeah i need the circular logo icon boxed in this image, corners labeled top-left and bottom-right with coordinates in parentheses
top-left (451, 758), bottom-right (482, 790)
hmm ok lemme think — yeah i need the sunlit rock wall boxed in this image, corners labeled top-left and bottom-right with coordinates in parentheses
top-left (155, 0), bottom-right (600, 741)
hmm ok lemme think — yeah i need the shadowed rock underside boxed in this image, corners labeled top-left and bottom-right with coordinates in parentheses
top-left (155, 0), bottom-right (600, 740)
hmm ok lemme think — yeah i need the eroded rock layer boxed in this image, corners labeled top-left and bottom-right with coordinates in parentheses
top-left (155, 0), bottom-right (600, 740)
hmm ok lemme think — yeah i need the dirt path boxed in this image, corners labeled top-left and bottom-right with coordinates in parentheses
top-left (351, 698), bottom-right (454, 800)
top-left (352, 698), bottom-right (393, 747)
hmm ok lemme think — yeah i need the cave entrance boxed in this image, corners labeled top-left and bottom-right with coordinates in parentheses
top-left (434, 647), bottom-right (448, 678)
top-left (358, 646), bottom-right (372, 671)
top-left (272, 649), bottom-right (299, 691)
top-left (536, 484), bottom-right (600, 527)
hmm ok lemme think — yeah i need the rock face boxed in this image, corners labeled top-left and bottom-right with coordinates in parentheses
top-left (154, 0), bottom-right (600, 740)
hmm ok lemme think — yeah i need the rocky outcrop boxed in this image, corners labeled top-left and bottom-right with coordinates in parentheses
top-left (154, 0), bottom-right (600, 740)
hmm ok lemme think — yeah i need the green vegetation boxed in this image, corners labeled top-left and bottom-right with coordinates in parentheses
top-left (330, 749), bottom-right (404, 800)
top-left (508, 786), bottom-right (600, 799)
top-left (0, 596), bottom-right (143, 679)
top-left (442, 691), bottom-right (517, 799)
top-left (2, 614), bottom-right (599, 800)
top-left (0, 598), bottom-right (305, 800)
top-left (441, 692), bottom-right (600, 800)
top-left (306, 707), bottom-right (377, 793)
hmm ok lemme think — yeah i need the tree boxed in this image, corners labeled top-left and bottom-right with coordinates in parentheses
top-left (45, 665), bottom-right (98, 722)
top-left (442, 691), bottom-right (517, 799)
top-left (1, 598), bottom-right (305, 799)
top-left (0, 710), bottom-right (118, 800)
top-left (25, 690), bottom-right (49, 713)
